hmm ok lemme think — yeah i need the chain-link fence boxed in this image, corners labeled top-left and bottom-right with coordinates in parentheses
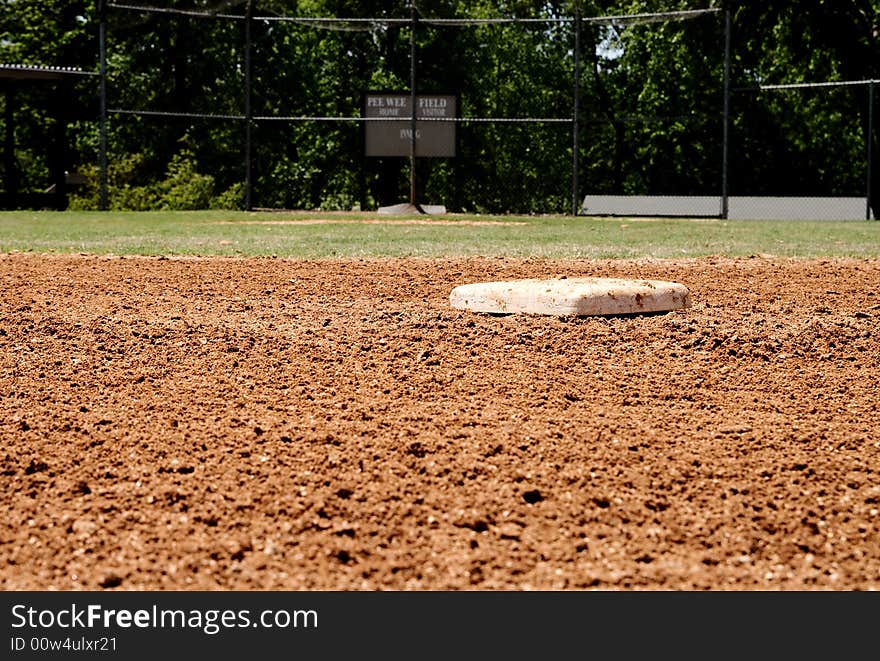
top-left (727, 80), bottom-right (875, 220)
top-left (1, 3), bottom-right (876, 219)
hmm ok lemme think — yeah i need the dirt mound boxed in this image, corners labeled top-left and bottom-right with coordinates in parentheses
top-left (1, 254), bottom-right (878, 590)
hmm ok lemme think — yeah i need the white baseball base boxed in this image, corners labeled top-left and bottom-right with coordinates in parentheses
top-left (449, 277), bottom-right (691, 316)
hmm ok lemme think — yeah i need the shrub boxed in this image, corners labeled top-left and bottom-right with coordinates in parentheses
top-left (158, 148), bottom-right (215, 210)
top-left (210, 182), bottom-right (246, 210)
top-left (68, 138), bottom-right (221, 211)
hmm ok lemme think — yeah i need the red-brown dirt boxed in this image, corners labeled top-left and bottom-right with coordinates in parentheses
top-left (1, 254), bottom-right (878, 590)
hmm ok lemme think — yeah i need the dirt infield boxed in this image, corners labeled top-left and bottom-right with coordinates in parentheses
top-left (2, 254), bottom-right (879, 590)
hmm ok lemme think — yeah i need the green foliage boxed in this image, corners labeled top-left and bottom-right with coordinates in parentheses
top-left (210, 183), bottom-right (246, 210)
top-left (158, 147), bottom-right (216, 210)
top-left (0, 0), bottom-right (97, 67)
top-left (728, 1), bottom-right (878, 200)
top-left (67, 153), bottom-right (155, 211)
top-left (69, 139), bottom-right (229, 210)
top-left (4, 1), bottom-right (879, 214)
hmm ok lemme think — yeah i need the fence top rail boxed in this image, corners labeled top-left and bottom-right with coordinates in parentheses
top-left (579, 8), bottom-right (720, 26)
top-left (107, 3), bottom-right (244, 20)
top-left (735, 78), bottom-right (880, 92)
top-left (421, 9), bottom-right (719, 25)
top-left (106, 4), bottom-right (719, 26)
top-left (109, 108), bottom-right (245, 120)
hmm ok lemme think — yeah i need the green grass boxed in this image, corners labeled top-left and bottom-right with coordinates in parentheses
top-left (0, 210), bottom-right (877, 258)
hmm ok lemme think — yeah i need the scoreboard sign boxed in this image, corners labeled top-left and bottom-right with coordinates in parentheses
top-left (364, 93), bottom-right (457, 157)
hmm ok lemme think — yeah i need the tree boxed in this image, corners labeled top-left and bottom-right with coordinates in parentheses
top-left (577, 1), bottom-right (727, 196)
top-left (0, 0), bottom-right (98, 204)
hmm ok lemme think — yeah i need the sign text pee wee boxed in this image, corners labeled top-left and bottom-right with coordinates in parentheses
top-left (364, 93), bottom-right (457, 157)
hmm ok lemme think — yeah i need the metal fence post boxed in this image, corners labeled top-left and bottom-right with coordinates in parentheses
top-left (868, 80), bottom-right (874, 220)
top-left (98, 0), bottom-right (108, 211)
top-left (571, 5), bottom-right (581, 216)
top-left (721, 4), bottom-right (731, 220)
top-left (409, 3), bottom-right (418, 208)
top-left (244, 0), bottom-right (253, 211)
